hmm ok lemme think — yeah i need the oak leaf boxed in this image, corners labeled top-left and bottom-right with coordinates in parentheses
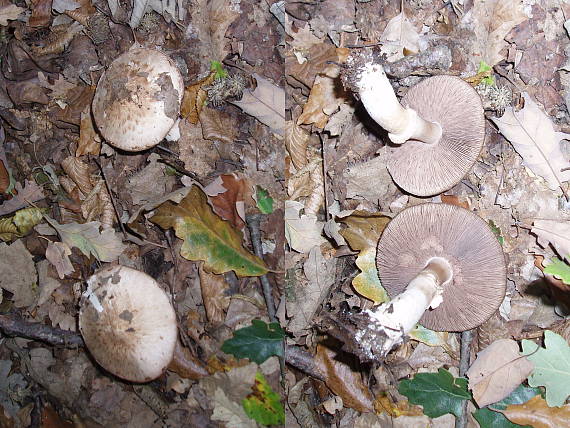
top-left (532, 219), bottom-right (570, 263)
top-left (500, 394), bottom-right (570, 428)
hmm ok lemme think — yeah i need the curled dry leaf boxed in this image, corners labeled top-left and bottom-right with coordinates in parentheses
top-left (380, 9), bottom-right (420, 62)
top-left (0, 180), bottom-right (45, 216)
top-left (199, 106), bottom-right (237, 144)
top-left (285, 121), bottom-right (310, 170)
top-left (315, 344), bottom-right (374, 413)
top-left (76, 106), bottom-right (101, 156)
top-left (198, 264), bottom-right (230, 325)
top-left (181, 72), bottom-right (216, 124)
top-left (284, 200), bottom-right (326, 253)
top-left (499, 394), bottom-right (570, 428)
top-left (29, 0), bottom-right (53, 27)
top-left (466, 338), bottom-right (534, 407)
top-left (532, 220), bottom-right (570, 262)
top-left (168, 342), bottom-right (209, 380)
top-left (45, 241), bottom-right (74, 279)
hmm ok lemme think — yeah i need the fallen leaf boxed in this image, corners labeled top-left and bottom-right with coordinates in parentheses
top-left (199, 106), bottom-right (237, 144)
top-left (0, 239), bottom-right (38, 307)
top-left (254, 186), bottom-right (273, 215)
top-left (168, 341), bottom-right (209, 380)
top-left (221, 320), bottom-right (284, 364)
top-left (380, 10), bottom-right (420, 62)
top-left (191, 0), bottom-right (239, 61)
top-left (408, 325), bottom-right (459, 358)
top-left (532, 220), bottom-right (570, 263)
top-left (44, 217), bottom-right (126, 262)
top-left (500, 394), bottom-right (570, 428)
top-left (13, 207), bottom-right (46, 235)
top-left (284, 200), bottom-right (325, 253)
top-left (75, 106), bottom-right (101, 156)
top-left (204, 173), bottom-right (248, 230)
top-left (231, 74), bottom-right (285, 136)
top-left (339, 211), bottom-right (390, 304)
top-left (242, 371), bottom-right (284, 426)
top-left (45, 241), bottom-right (74, 279)
top-left (399, 368), bottom-right (471, 418)
top-left (315, 344), bottom-right (374, 412)
top-left (211, 388), bottom-right (257, 428)
top-left (0, 4), bottom-right (25, 26)
top-left (491, 93), bottom-right (570, 193)
top-left (544, 258), bottom-right (570, 285)
top-left (199, 264), bottom-right (230, 325)
top-left (287, 246), bottom-right (335, 334)
top-left (473, 384), bottom-right (540, 428)
top-left (29, 0), bottom-right (53, 27)
top-left (0, 217), bottom-right (19, 242)
top-left (522, 330), bottom-right (570, 407)
top-left (181, 72), bottom-right (216, 124)
top-left (0, 180), bottom-right (45, 216)
top-left (128, 153), bottom-right (175, 206)
top-left (150, 185), bottom-right (267, 276)
top-left (461, 0), bottom-right (528, 67)
top-left (466, 339), bottom-right (534, 407)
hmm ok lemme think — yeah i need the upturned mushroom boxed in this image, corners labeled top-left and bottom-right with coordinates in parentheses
top-left (79, 265), bottom-right (208, 382)
top-left (354, 203), bottom-right (506, 359)
top-left (92, 48), bottom-right (184, 152)
top-left (342, 50), bottom-right (485, 196)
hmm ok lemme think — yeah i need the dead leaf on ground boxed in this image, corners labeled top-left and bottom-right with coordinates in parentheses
top-left (532, 220), bottom-right (570, 262)
top-left (45, 241), bottom-right (74, 279)
top-left (499, 394), bottom-right (570, 428)
top-left (380, 9), bottom-right (420, 61)
top-left (0, 180), bottom-right (45, 216)
top-left (199, 264), bottom-right (230, 325)
top-left (181, 72), bottom-right (216, 124)
top-left (0, 239), bottom-right (38, 307)
top-left (284, 200), bottom-right (326, 253)
top-left (466, 338), bottom-right (534, 407)
top-left (204, 173), bottom-right (249, 230)
top-left (76, 106), bottom-right (101, 156)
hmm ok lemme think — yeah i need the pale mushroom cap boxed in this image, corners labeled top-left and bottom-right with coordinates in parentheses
top-left (92, 48), bottom-right (184, 152)
top-left (387, 75), bottom-right (485, 196)
top-left (79, 265), bottom-right (178, 382)
top-left (376, 203), bottom-right (506, 331)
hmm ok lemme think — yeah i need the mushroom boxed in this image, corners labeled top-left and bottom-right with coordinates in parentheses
top-left (79, 265), bottom-right (178, 382)
top-left (342, 50), bottom-right (485, 196)
top-left (355, 203), bottom-right (506, 359)
top-left (92, 48), bottom-right (184, 152)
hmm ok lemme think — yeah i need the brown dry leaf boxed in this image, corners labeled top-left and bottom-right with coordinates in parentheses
top-left (128, 153), bottom-right (175, 206)
top-left (0, 4), bottom-right (24, 26)
top-left (0, 158), bottom-right (9, 194)
top-left (61, 156), bottom-right (92, 195)
top-left (76, 106), bottom-right (101, 156)
top-left (462, 0), bottom-right (528, 68)
top-left (0, 239), bottom-right (38, 307)
top-left (198, 264), bottom-right (230, 325)
top-left (192, 0), bottom-right (239, 61)
top-left (231, 74), bottom-right (285, 136)
top-left (204, 173), bottom-right (249, 230)
top-left (0, 180), bottom-right (45, 216)
top-left (36, 72), bottom-right (76, 101)
top-left (532, 220), bottom-right (570, 262)
top-left (33, 22), bottom-right (83, 56)
top-left (199, 106), bottom-right (237, 144)
top-left (466, 339), bottom-right (534, 407)
top-left (374, 394), bottom-right (423, 417)
top-left (51, 84), bottom-right (94, 126)
top-left (286, 121), bottom-right (310, 170)
top-left (41, 405), bottom-right (74, 428)
top-left (29, 0), bottom-right (53, 27)
top-left (315, 344), bottom-right (374, 412)
top-left (499, 394), bottom-right (570, 428)
top-left (286, 43), bottom-right (339, 89)
top-left (178, 120), bottom-right (217, 177)
top-left (181, 72), bottom-right (216, 124)
top-left (45, 241), bottom-right (74, 279)
top-left (168, 342), bottom-right (209, 380)
top-left (380, 9), bottom-right (420, 62)
top-left (440, 194), bottom-right (470, 210)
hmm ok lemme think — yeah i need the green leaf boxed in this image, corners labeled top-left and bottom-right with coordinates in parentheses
top-left (211, 61), bottom-right (228, 79)
top-left (488, 220), bottom-right (504, 246)
top-left (255, 186), bottom-right (274, 214)
top-left (522, 330), bottom-right (570, 406)
top-left (544, 257), bottom-right (570, 285)
top-left (242, 371), bottom-right (284, 426)
top-left (478, 61), bottom-right (495, 85)
top-left (13, 207), bottom-right (47, 235)
top-left (221, 320), bottom-right (284, 364)
top-left (473, 385), bottom-right (541, 428)
top-left (150, 185), bottom-right (268, 277)
top-left (398, 368), bottom-right (471, 418)
top-left (409, 324), bottom-right (456, 356)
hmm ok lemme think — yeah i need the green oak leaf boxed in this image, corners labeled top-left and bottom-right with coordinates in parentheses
top-left (544, 257), bottom-right (570, 285)
top-left (151, 185), bottom-right (268, 277)
top-left (399, 368), bottom-right (471, 418)
top-left (255, 186), bottom-right (274, 214)
top-left (473, 385), bottom-right (541, 428)
top-left (242, 371), bottom-right (284, 426)
top-left (522, 330), bottom-right (570, 407)
top-left (221, 320), bottom-right (284, 364)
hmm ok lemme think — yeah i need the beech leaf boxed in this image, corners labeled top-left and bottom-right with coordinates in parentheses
top-left (500, 394), bottom-right (570, 428)
top-left (231, 74), bottom-right (285, 136)
top-left (150, 185), bottom-right (267, 277)
top-left (466, 339), bottom-right (534, 407)
top-left (398, 368), bottom-right (471, 418)
top-left (491, 93), bottom-right (570, 193)
top-left (522, 330), bottom-right (570, 407)
top-left (532, 220), bottom-right (570, 263)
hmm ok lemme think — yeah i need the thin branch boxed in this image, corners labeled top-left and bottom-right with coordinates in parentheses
top-left (0, 314), bottom-right (84, 348)
top-left (455, 329), bottom-right (474, 428)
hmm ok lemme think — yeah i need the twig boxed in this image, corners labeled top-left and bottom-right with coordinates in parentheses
top-left (92, 157), bottom-right (128, 239)
top-left (455, 329), bottom-right (474, 428)
top-left (0, 314), bottom-right (84, 348)
top-left (285, 345), bottom-right (326, 382)
top-left (156, 159), bottom-right (200, 181)
top-left (245, 213), bottom-right (277, 322)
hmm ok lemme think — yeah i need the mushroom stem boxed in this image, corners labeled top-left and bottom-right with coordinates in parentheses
top-left (362, 257), bottom-right (452, 356)
top-left (356, 62), bottom-right (442, 145)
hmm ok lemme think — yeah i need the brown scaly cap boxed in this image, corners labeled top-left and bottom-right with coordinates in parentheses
top-left (79, 265), bottom-right (178, 383)
top-left (387, 75), bottom-right (485, 196)
top-left (376, 203), bottom-right (506, 331)
top-left (92, 48), bottom-right (184, 152)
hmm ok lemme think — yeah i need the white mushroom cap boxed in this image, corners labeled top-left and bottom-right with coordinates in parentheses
top-left (92, 48), bottom-right (184, 152)
top-left (79, 265), bottom-right (178, 382)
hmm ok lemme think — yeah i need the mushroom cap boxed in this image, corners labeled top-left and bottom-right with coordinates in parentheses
top-left (376, 203), bottom-right (506, 331)
top-left (387, 75), bottom-right (485, 196)
top-left (79, 265), bottom-right (178, 382)
top-left (92, 48), bottom-right (184, 152)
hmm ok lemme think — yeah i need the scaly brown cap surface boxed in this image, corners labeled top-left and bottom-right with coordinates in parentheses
top-left (387, 75), bottom-right (485, 196)
top-left (376, 203), bottom-right (506, 331)
top-left (92, 48), bottom-right (184, 151)
top-left (79, 265), bottom-right (178, 382)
